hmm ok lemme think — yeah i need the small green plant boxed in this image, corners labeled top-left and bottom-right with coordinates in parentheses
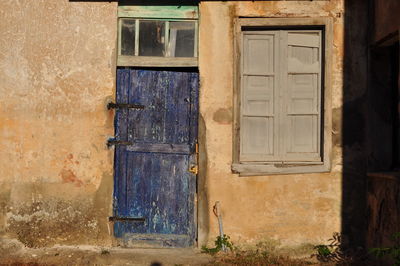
top-left (313, 232), bottom-right (367, 264)
top-left (208, 241), bottom-right (314, 266)
top-left (201, 234), bottom-right (234, 255)
top-left (312, 232), bottom-right (341, 262)
top-left (315, 244), bottom-right (332, 257)
top-left (369, 232), bottom-right (400, 265)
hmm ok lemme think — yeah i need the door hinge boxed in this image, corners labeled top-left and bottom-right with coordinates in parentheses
top-left (107, 102), bottom-right (145, 110)
top-left (107, 139), bottom-right (132, 148)
top-left (109, 216), bottom-right (145, 222)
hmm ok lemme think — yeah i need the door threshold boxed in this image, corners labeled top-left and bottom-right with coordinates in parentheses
top-left (115, 233), bottom-right (193, 248)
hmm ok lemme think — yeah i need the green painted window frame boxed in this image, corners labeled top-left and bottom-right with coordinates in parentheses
top-left (117, 5), bottom-right (199, 67)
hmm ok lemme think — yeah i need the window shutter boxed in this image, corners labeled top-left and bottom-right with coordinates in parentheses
top-left (240, 33), bottom-right (279, 162)
top-left (282, 31), bottom-right (322, 161)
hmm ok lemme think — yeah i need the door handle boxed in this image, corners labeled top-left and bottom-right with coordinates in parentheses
top-left (189, 165), bottom-right (198, 175)
top-left (107, 102), bottom-right (145, 110)
top-left (189, 143), bottom-right (199, 174)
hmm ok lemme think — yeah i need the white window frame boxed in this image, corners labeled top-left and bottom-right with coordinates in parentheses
top-left (232, 18), bottom-right (333, 176)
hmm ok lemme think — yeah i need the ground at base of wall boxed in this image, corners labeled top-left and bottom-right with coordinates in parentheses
top-left (0, 239), bottom-right (321, 266)
top-left (0, 243), bottom-right (213, 266)
top-left (0, 248), bottom-right (322, 266)
top-left (0, 238), bottom-right (379, 266)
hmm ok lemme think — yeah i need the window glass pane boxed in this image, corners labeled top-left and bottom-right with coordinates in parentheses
top-left (139, 20), bottom-right (165, 57)
top-left (120, 19), bottom-right (135, 56)
top-left (168, 21), bottom-right (195, 57)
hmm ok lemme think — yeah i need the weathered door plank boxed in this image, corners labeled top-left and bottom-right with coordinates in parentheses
top-left (113, 68), bottom-right (198, 247)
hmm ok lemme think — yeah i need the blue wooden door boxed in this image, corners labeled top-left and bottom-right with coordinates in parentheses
top-left (113, 68), bottom-right (198, 247)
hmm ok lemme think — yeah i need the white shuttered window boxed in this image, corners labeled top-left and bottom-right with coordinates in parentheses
top-left (240, 30), bottom-right (322, 164)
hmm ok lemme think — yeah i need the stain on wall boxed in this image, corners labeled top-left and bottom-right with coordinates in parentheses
top-left (7, 197), bottom-right (98, 247)
top-left (197, 115), bottom-right (210, 246)
top-left (212, 108), bottom-right (232, 125)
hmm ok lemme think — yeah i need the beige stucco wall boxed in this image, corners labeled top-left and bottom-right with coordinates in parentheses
top-left (0, 0), bottom-right (117, 247)
top-left (197, 1), bottom-right (344, 247)
top-left (0, 0), bottom-right (345, 249)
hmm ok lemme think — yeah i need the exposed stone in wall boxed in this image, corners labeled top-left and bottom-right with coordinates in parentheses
top-left (2, 171), bottom-right (113, 247)
top-left (6, 199), bottom-right (98, 248)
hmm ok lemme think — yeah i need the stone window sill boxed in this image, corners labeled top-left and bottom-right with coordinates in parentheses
top-left (232, 162), bottom-right (330, 176)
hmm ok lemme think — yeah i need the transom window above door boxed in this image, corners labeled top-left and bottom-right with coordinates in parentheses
top-left (117, 5), bottom-right (198, 67)
top-left (120, 19), bottom-right (196, 58)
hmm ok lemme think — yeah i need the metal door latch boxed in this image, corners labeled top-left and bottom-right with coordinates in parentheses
top-left (189, 165), bottom-right (198, 175)
top-left (107, 102), bottom-right (145, 110)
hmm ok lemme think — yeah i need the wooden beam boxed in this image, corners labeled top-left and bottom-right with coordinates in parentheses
top-left (118, 5), bottom-right (198, 19)
top-left (117, 55), bottom-right (198, 67)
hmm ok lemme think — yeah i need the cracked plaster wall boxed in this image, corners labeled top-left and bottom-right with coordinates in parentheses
top-left (198, 1), bottom-right (346, 247)
top-left (0, 0), bottom-right (365, 249)
top-left (0, 0), bottom-right (117, 247)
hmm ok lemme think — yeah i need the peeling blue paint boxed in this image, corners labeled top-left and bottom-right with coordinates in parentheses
top-left (113, 68), bottom-right (199, 247)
